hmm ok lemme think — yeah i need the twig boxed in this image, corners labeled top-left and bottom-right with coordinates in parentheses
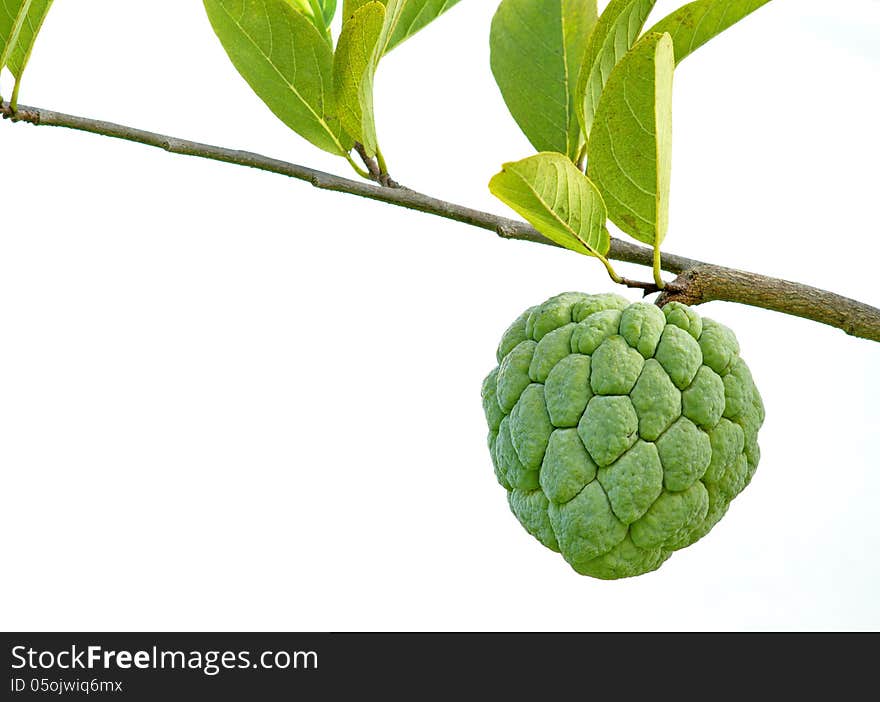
top-left (3, 101), bottom-right (879, 343)
top-left (354, 142), bottom-right (382, 182)
top-left (620, 278), bottom-right (662, 296)
top-left (353, 142), bottom-right (399, 188)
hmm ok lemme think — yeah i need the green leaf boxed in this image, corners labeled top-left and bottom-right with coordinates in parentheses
top-left (286, 0), bottom-right (333, 43)
top-left (0, 1), bottom-right (28, 73)
top-left (1, 0), bottom-right (54, 83)
top-left (316, 0), bottom-right (337, 26)
top-left (344, 0), bottom-right (461, 52)
top-left (203, 0), bottom-right (349, 156)
top-left (385, 0), bottom-right (461, 51)
top-left (645, 0), bottom-right (772, 64)
top-left (376, 0), bottom-right (402, 55)
top-left (575, 0), bottom-right (657, 138)
top-left (333, 1), bottom-right (385, 156)
top-left (305, 0), bottom-right (339, 38)
top-left (587, 32), bottom-right (674, 247)
top-left (490, 0), bottom-right (597, 161)
top-left (490, 152), bottom-right (610, 259)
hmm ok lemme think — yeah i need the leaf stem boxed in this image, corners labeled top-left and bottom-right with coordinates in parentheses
top-left (10, 79), bottom-right (22, 111)
top-left (653, 244), bottom-right (665, 289)
top-left (599, 254), bottom-right (662, 296)
top-left (354, 142), bottom-right (399, 187)
top-left (375, 146), bottom-right (389, 176)
top-left (598, 255), bottom-right (623, 284)
top-left (345, 153), bottom-right (371, 180)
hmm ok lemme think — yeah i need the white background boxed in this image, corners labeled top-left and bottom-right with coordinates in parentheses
top-left (1, 1), bottom-right (878, 631)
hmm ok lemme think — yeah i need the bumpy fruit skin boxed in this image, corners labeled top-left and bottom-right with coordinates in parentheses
top-left (481, 292), bottom-right (764, 579)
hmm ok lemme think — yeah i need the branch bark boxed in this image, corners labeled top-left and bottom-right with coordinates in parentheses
top-left (3, 101), bottom-right (879, 343)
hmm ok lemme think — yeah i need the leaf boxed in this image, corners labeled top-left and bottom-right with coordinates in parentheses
top-left (575, 0), bottom-right (657, 138)
top-left (0, 1), bottom-right (28, 72)
top-left (385, 0), bottom-right (461, 51)
top-left (587, 32), bottom-right (674, 247)
top-left (342, 0), bottom-right (375, 18)
top-left (333, 1), bottom-right (385, 156)
top-left (286, 0), bottom-right (333, 43)
top-left (376, 0), bottom-right (402, 55)
top-left (344, 0), bottom-right (461, 52)
top-left (1, 0), bottom-right (54, 80)
top-left (490, 0), bottom-right (597, 161)
top-left (305, 0), bottom-right (338, 38)
top-left (645, 0), bottom-right (772, 64)
top-left (489, 152), bottom-right (610, 258)
top-left (316, 0), bottom-right (337, 26)
top-left (204, 0), bottom-right (349, 156)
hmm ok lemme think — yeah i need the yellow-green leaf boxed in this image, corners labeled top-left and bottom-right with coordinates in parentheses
top-left (0, 1), bottom-right (28, 73)
top-left (204, 0), bottom-right (349, 156)
top-left (1, 0), bottom-right (54, 99)
top-left (490, 152), bottom-right (610, 259)
top-left (287, 0), bottom-right (329, 42)
top-left (334, 1), bottom-right (385, 156)
top-left (587, 32), bottom-right (674, 247)
top-left (490, 0), bottom-right (598, 160)
top-left (345, 0), bottom-right (461, 53)
top-left (385, 0), bottom-right (461, 51)
top-left (575, 0), bottom-right (656, 138)
top-left (315, 0), bottom-right (337, 26)
top-left (342, 0), bottom-right (374, 18)
top-left (645, 0), bottom-right (772, 64)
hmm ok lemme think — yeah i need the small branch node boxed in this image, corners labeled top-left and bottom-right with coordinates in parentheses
top-left (654, 267), bottom-right (706, 307)
top-left (378, 173), bottom-right (401, 188)
top-left (1, 101), bottom-right (39, 124)
top-left (309, 174), bottom-right (339, 189)
top-left (496, 224), bottom-right (517, 240)
top-left (351, 144), bottom-right (398, 188)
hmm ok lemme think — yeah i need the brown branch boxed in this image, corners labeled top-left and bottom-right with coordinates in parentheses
top-left (656, 266), bottom-right (880, 340)
top-left (3, 101), bottom-right (879, 343)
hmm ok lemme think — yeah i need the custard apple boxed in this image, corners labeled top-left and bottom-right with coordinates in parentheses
top-left (481, 292), bottom-right (764, 579)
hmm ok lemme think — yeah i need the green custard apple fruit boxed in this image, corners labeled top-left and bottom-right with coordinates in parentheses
top-left (481, 292), bottom-right (764, 579)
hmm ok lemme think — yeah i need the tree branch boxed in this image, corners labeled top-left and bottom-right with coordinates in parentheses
top-left (3, 101), bottom-right (879, 343)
